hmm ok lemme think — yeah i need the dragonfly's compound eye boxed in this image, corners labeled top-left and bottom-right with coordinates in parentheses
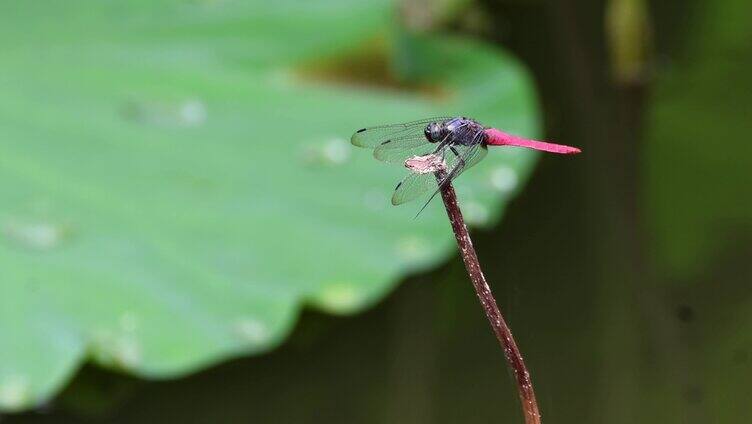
top-left (425, 123), bottom-right (442, 143)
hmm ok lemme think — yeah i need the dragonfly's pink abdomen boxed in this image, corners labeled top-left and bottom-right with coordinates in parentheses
top-left (484, 128), bottom-right (581, 154)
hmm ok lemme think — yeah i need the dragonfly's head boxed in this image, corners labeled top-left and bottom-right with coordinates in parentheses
top-left (424, 122), bottom-right (444, 143)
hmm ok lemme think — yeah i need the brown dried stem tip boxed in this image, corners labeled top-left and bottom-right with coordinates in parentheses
top-left (434, 164), bottom-right (541, 424)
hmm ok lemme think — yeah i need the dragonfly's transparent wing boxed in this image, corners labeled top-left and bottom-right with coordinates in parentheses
top-left (391, 172), bottom-right (438, 205)
top-left (351, 117), bottom-right (451, 148)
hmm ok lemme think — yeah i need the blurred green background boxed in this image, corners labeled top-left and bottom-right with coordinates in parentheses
top-left (1, 0), bottom-right (750, 423)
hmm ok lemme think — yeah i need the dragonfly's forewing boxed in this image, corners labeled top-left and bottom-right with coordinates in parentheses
top-left (350, 117), bottom-right (451, 148)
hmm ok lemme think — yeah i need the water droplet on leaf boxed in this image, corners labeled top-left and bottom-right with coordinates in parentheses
top-left (0, 375), bottom-right (31, 411)
top-left (122, 98), bottom-right (207, 127)
top-left (91, 330), bottom-right (142, 370)
top-left (315, 283), bottom-right (363, 312)
top-left (396, 236), bottom-right (431, 263)
top-left (322, 138), bottom-right (350, 164)
top-left (234, 317), bottom-right (270, 344)
top-left (2, 220), bottom-right (69, 251)
top-left (178, 99), bottom-right (207, 126)
top-left (463, 201), bottom-right (490, 225)
top-left (490, 166), bottom-right (518, 192)
top-left (300, 137), bottom-right (351, 167)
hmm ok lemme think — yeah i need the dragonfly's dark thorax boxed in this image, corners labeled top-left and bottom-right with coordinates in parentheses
top-left (424, 117), bottom-right (485, 146)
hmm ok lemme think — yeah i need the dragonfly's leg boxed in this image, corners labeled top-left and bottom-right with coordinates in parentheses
top-left (450, 146), bottom-right (466, 168)
top-left (433, 140), bottom-right (448, 154)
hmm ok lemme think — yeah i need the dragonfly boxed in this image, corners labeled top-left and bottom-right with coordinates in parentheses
top-left (351, 116), bottom-right (580, 212)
